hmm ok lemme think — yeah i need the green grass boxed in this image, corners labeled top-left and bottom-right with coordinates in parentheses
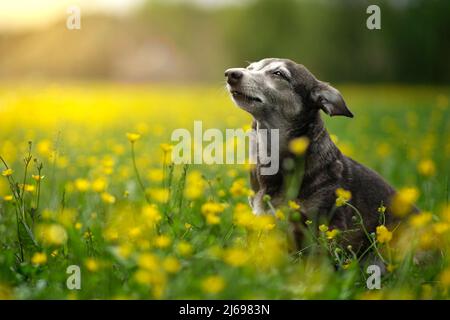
top-left (0, 84), bottom-right (449, 299)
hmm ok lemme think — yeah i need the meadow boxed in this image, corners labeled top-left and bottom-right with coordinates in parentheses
top-left (0, 83), bottom-right (449, 299)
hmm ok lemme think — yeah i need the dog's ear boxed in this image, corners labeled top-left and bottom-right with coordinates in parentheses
top-left (311, 82), bottom-right (353, 118)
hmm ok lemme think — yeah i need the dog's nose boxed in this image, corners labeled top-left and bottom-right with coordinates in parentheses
top-left (225, 69), bottom-right (243, 85)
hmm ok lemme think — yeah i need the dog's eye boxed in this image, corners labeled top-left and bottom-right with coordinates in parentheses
top-left (272, 70), bottom-right (289, 81)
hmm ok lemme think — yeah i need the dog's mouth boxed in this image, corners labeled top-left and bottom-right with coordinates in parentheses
top-left (230, 90), bottom-right (263, 103)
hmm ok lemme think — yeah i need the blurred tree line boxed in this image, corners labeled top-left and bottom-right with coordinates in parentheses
top-left (1, 0), bottom-right (448, 83)
top-left (140, 0), bottom-right (450, 83)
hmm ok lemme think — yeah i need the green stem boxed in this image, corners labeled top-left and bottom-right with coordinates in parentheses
top-left (346, 202), bottom-right (386, 264)
top-left (130, 142), bottom-right (151, 204)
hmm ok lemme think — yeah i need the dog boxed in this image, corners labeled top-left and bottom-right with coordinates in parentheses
top-left (225, 58), bottom-right (403, 253)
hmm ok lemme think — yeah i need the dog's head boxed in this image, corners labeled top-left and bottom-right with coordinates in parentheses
top-left (225, 58), bottom-right (353, 125)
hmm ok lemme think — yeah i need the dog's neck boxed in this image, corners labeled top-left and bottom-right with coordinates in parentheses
top-left (254, 111), bottom-right (339, 170)
top-left (253, 111), bottom-right (341, 204)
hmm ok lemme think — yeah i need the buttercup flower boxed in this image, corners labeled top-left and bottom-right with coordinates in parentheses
top-left (160, 143), bottom-right (173, 153)
top-left (155, 235), bottom-right (171, 248)
top-left (378, 205), bottom-right (386, 214)
top-left (335, 188), bottom-right (351, 207)
top-left (376, 225), bottom-right (392, 244)
top-left (201, 276), bottom-right (225, 294)
top-left (163, 257), bottom-right (181, 273)
top-left (288, 137), bottom-right (310, 155)
top-left (391, 187), bottom-right (419, 217)
top-left (1, 169), bottom-right (13, 177)
top-left (223, 247), bottom-right (249, 267)
top-left (440, 268), bottom-right (450, 288)
top-left (85, 258), bottom-right (100, 272)
top-left (409, 212), bottom-right (432, 228)
top-left (74, 178), bottom-right (90, 192)
top-left (36, 224), bottom-right (68, 246)
top-left (31, 252), bottom-right (47, 265)
top-left (288, 200), bottom-right (300, 210)
top-left (101, 192), bottom-right (116, 204)
top-left (32, 175), bottom-right (44, 181)
top-left (417, 159), bottom-right (436, 177)
top-left (126, 132), bottom-right (141, 143)
top-left (326, 229), bottom-right (339, 240)
top-left (177, 241), bottom-right (193, 257)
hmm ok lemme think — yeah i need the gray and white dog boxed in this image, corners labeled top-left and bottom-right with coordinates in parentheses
top-left (225, 58), bottom-right (401, 253)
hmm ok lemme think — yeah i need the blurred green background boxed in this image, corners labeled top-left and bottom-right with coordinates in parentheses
top-left (0, 0), bottom-right (449, 84)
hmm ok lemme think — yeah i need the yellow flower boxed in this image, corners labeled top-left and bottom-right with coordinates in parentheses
top-left (128, 227), bottom-right (141, 239)
top-left (230, 179), bottom-right (248, 197)
top-left (288, 200), bottom-right (300, 210)
top-left (233, 204), bottom-right (254, 228)
top-left (184, 171), bottom-right (205, 200)
top-left (1, 169), bottom-right (13, 177)
top-left (417, 159), bottom-right (436, 177)
top-left (117, 244), bottom-right (132, 259)
top-left (137, 253), bottom-right (159, 271)
top-left (387, 264), bottom-right (396, 273)
top-left (3, 195), bottom-right (13, 201)
top-left (147, 188), bottom-right (169, 203)
top-left (160, 143), bottom-right (173, 153)
top-left (57, 208), bottom-right (77, 227)
top-left (419, 231), bottom-right (435, 249)
top-left (391, 187), bottom-right (419, 217)
top-left (433, 222), bottom-right (449, 234)
top-left (142, 205), bottom-right (162, 225)
top-left (177, 241), bottom-right (193, 257)
top-left (206, 214), bottom-right (220, 225)
top-left (36, 224), bottom-right (68, 246)
top-left (126, 132), bottom-right (141, 143)
top-left (83, 231), bottom-right (93, 239)
top-left (376, 225), bottom-right (392, 244)
top-left (134, 269), bottom-right (153, 285)
top-left (201, 202), bottom-right (225, 216)
top-left (184, 223), bottom-right (192, 230)
top-left (326, 229), bottom-right (339, 240)
top-left (74, 178), bottom-right (90, 192)
top-left (335, 188), bottom-right (351, 207)
top-left (275, 210), bottom-right (285, 221)
top-left (92, 178), bottom-right (107, 193)
top-left (147, 169), bottom-right (164, 182)
top-left (201, 201), bottom-right (225, 225)
top-left (253, 215), bottom-right (276, 231)
top-left (75, 222), bottom-right (83, 230)
top-left (23, 184), bottom-right (35, 193)
top-left (409, 212), bottom-right (432, 228)
top-left (85, 258), bottom-right (100, 272)
top-left (288, 137), bottom-right (310, 155)
top-left (330, 134), bottom-right (339, 144)
top-left (155, 235), bottom-right (171, 248)
top-left (440, 268), bottom-right (450, 287)
top-left (319, 224), bottom-right (329, 232)
top-left (377, 205), bottom-right (386, 214)
top-left (101, 192), bottom-right (116, 204)
top-left (442, 206), bottom-right (450, 222)
top-left (31, 252), bottom-right (47, 265)
top-left (0, 284), bottom-right (12, 300)
top-left (32, 175), bottom-right (44, 181)
top-left (163, 257), bottom-right (181, 273)
top-left (223, 247), bottom-right (249, 267)
top-left (201, 275), bottom-right (225, 294)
